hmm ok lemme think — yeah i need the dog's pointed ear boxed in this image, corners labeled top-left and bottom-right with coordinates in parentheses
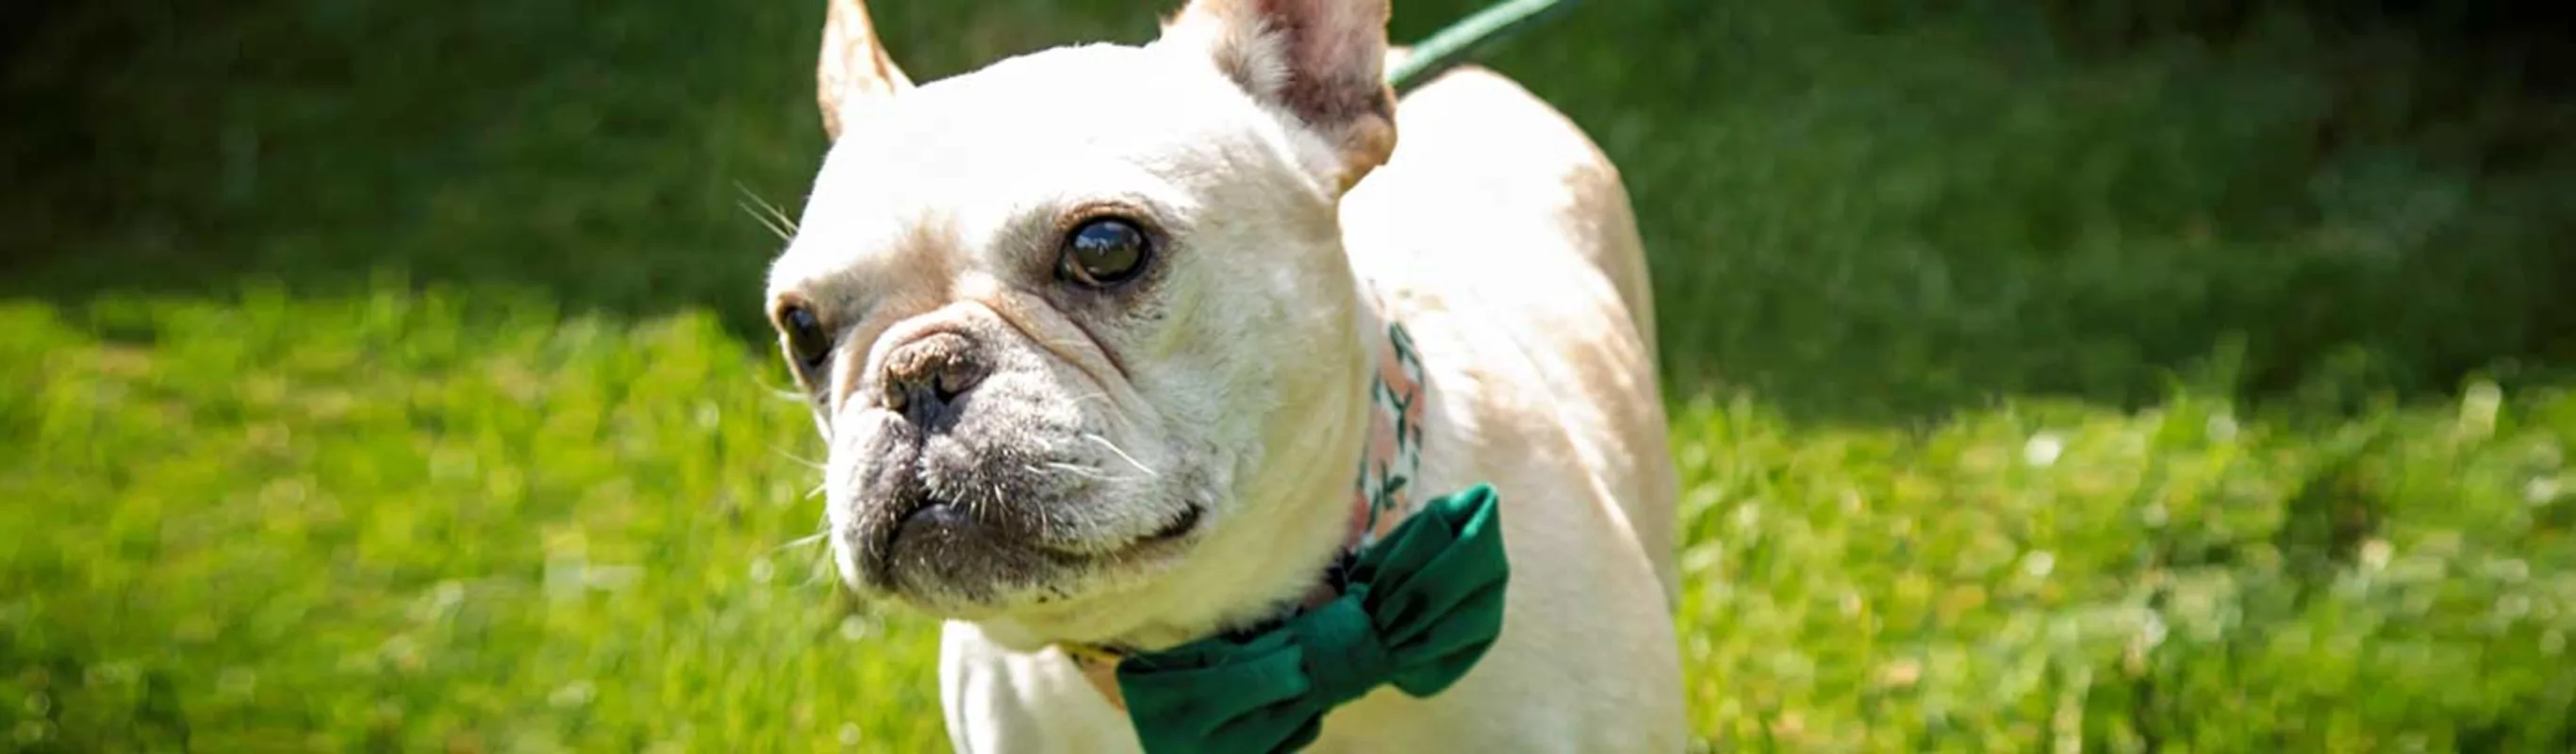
top-left (1162, 0), bottom-right (1397, 192)
top-left (817, 0), bottom-right (913, 140)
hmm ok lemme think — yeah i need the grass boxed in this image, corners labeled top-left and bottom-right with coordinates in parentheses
top-left (5, 0), bottom-right (2574, 750)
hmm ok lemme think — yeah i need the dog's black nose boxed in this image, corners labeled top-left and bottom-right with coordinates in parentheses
top-left (880, 331), bottom-right (986, 428)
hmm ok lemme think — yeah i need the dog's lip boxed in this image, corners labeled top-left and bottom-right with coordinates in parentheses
top-left (898, 498), bottom-right (965, 528)
top-left (861, 491), bottom-right (946, 588)
top-left (1138, 504), bottom-right (1202, 545)
top-left (1024, 502), bottom-right (1202, 558)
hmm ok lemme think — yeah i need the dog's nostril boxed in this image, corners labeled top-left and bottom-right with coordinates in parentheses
top-left (893, 378), bottom-right (963, 418)
top-left (933, 362), bottom-right (981, 401)
top-left (880, 331), bottom-right (986, 423)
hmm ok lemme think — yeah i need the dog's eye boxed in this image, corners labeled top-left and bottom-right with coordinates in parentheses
top-left (778, 303), bottom-right (834, 370)
top-left (1059, 217), bottom-right (1152, 287)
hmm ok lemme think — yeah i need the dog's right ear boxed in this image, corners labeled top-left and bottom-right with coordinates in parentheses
top-left (817, 0), bottom-right (913, 140)
top-left (1160, 0), bottom-right (1397, 193)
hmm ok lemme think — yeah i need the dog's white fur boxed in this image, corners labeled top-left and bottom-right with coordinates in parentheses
top-left (767, 0), bottom-right (1682, 749)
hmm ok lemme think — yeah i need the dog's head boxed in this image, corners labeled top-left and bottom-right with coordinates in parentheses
top-left (765, 0), bottom-right (1395, 634)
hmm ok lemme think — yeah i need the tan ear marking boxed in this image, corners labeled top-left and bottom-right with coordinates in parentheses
top-left (817, 0), bottom-right (914, 140)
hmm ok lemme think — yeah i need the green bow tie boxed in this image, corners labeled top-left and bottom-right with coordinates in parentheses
top-left (1111, 484), bottom-right (1510, 754)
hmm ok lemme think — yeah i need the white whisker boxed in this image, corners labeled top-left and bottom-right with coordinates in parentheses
top-left (735, 182), bottom-right (800, 242)
top-left (772, 447), bottom-right (825, 471)
top-left (770, 531), bottom-right (832, 552)
top-left (796, 514), bottom-right (840, 588)
top-left (751, 374), bottom-right (814, 402)
top-left (1083, 434), bottom-right (1158, 478)
top-left (738, 200), bottom-right (795, 242)
top-left (1031, 462), bottom-right (1137, 483)
top-left (1033, 496), bottom-right (1062, 537)
top-left (800, 550), bottom-right (838, 588)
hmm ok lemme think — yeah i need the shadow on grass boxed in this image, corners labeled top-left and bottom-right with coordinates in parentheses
top-left (5, 0), bottom-right (2573, 424)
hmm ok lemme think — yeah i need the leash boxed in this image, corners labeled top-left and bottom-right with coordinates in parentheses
top-left (1385, 0), bottom-right (1582, 93)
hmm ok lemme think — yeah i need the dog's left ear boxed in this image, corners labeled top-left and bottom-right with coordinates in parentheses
top-left (1162, 0), bottom-right (1397, 192)
top-left (817, 0), bottom-right (913, 140)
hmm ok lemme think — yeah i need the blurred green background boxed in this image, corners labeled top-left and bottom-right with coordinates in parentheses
top-left (5, 0), bottom-right (2574, 750)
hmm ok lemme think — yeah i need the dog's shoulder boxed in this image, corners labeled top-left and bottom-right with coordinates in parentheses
top-left (1339, 57), bottom-right (1680, 604)
top-left (1344, 58), bottom-right (1654, 360)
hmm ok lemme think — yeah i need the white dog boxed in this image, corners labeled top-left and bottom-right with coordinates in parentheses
top-left (765, 0), bottom-right (1683, 749)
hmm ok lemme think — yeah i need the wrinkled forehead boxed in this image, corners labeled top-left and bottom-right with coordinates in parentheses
top-left (769, 43), bottom-right (1268, 291)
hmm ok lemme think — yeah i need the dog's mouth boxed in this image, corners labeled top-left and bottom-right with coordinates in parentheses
top-left (892, 494), bottom-right (967, 533)
top-left (1040, 500), bottom-right (1204, 557)
top-left (1139, 503), bottom-right (1203, 545)
top-left (860, 484), bottom-right (1205, 596)
top-left (882, 494), bottom-right (1203, 552)
top-left (870, 489), bottom-right (968, 563)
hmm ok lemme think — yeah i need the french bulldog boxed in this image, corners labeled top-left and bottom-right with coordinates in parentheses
top-left (763, 0), bottom-right (1684, 749)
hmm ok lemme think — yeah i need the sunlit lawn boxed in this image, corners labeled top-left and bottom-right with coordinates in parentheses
top-left (5, 0), bottom-right (2573, 750)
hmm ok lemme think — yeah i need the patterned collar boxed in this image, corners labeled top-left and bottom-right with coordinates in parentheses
top-left (1060, 306), bottom-right (1430, 710)
top-left (1349, 317), bottom-right (1429, 550)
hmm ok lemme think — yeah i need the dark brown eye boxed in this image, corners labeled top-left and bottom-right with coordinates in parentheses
top-left (1059, 217), bottom-right (1151, 287)
top-left (778, 303), bottom-right (834, 370)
